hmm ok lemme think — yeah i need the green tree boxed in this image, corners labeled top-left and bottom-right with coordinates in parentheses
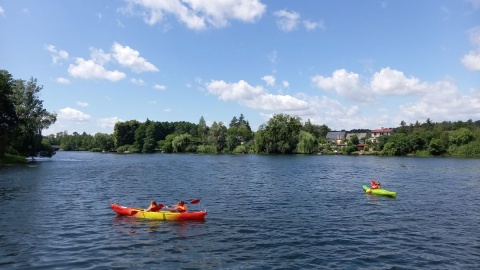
top-left (0, 70), bottom-right (18, 157)
top-left (428, 138), bottom-right (446, 156)
top-left (296, 130), bottom-right (316, 154)
top-left (449, 128), bottom-right (474, 146)
top-left (114, 120), bottom-right (140, 148)
top-left (198, 116), bottom-right (208, 144)
top-left (172, 133), bottom-right (192, 153)
top-left (256, 114), bottom-right (302, 154)
top-left (11, 77), bottom-right (57, 158)
top-left (208, 121), bottom-right (228, 151)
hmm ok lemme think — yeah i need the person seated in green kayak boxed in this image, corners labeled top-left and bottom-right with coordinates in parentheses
top-left (166, 200), bottom-right (187, 212)
top-left (145, 200), bottom-right (162, 212)
top-left (371, 179), bottom-right (381, 189)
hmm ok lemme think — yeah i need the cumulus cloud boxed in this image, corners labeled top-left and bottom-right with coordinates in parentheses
top-left (112, 42), bottom-right (158, 73)
top-left (312, 69), bottom-right (375, 103)
top-left (262, 75), bottom-right (275, 86)
top-left (371, 67), bottom-right (427, 95)
top-left (56, 77), bottom-right (70, 84)
top-left (57, 107), bottom-right (91, 121)
top-left (45, 45), bottom-right (69, 64)
top-left (97, 117), bottom-right (122, 128)
top-left (121, 0), bottom-right (266, 30)
top-left (206, 79), bottom-right (308, 111)
top-left (399, 81), bottom-right (480, 122)
top-left (0, 6), bottom-right (4, 15)
top-left (68, 58), bottom-right (126, 81)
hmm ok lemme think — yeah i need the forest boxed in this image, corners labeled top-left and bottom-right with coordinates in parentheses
top-left (3, 70), bottom-right (480, 163)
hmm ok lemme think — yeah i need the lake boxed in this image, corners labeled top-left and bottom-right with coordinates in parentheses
top-left (1, 151), bottom-right (479, 269)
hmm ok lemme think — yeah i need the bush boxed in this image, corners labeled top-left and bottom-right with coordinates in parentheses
top-left (197, 145), bottom-right (216, 154)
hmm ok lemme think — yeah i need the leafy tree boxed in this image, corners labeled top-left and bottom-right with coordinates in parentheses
top-left (208, 121), bottom-right (228, 151)
top-left (256, 114), bottom-right (302, 154)
top-left (11, 77), bottom-right (57, 158)
top-left (114, 120), bottom-right (140, 148)
top-left (159, 134), bottom-right (176, 153)
top-left (198, 116), bottom-right (208, 143)
top-left (0, 70), bottom-right (18, 157)
top-left (296, 130), bottom-right (316, 154)
top-left (172, 133), bottom-right (192, 153)
top-left (428, 138), bottom-right (447, 156)
top-left (449, 128), bottom-right (474, 146)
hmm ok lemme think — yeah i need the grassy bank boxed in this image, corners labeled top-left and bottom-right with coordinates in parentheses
top-left (0, 154), bottom-right (27, 165)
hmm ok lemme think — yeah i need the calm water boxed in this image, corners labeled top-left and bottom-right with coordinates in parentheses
top-left (1, 152), bottom-right (479, 269)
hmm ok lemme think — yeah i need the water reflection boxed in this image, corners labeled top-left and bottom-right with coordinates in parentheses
top-left (112, 215), bottom-right (206, 237)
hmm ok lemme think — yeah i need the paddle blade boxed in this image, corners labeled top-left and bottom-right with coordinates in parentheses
top-left (190, 199), bottom-right (200, 204)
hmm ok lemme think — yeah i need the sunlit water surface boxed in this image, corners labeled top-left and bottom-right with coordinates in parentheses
top-left (1, 152), bottom-right (479, 269)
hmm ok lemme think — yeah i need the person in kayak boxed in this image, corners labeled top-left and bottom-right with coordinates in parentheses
top-left (167, 200), bottom-right (187, 212)
top-left (145, 200), bottom-right (162, 212)
top-left (371, 179), bottom-right (381, 189)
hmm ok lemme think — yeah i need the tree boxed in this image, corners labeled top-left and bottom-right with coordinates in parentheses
top-left (198, 116), bottom-right (208, 143)
top-left (11, 77), bottom-right (57, 158)
top-left (256, 114), bottom-right (302, 154)
top-left (296, 130), bottom-right (316, 154)
top-left (114, 120), bottom-right (140, 148)
top-left (0, 70), bottom-right (18, 157)
top-left (208, 121), bottom-right (228, 151)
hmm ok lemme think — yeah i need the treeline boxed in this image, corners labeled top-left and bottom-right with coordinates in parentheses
top-left (44, 113), bottom-right (480, 157)
top-left (0, 70), bottom-right (57, 159)
top-left (374, 119), bottom-right (480, 157)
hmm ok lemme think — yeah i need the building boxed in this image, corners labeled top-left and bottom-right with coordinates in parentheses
top-left (370, 127), bottom-right (394, 142)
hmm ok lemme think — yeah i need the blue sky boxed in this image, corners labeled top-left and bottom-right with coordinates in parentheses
top-left (1, 0), bottom-right (479, 135)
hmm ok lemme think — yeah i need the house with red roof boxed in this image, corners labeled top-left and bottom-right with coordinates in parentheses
top-left (370, 127), bottom-right (394, 142)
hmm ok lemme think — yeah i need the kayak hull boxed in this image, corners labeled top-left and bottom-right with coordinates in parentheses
top-left (110, 203), bottom-right (207, 221)
top-left (362, 185), bottom-right (397, 198)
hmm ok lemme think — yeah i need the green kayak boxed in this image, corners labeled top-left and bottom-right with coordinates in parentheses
top-left (362, 185), bottom-right (397, 198)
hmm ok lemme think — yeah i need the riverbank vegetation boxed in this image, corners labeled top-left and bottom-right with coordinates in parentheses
top-left (0, 70), bottom-right (57, 163)
top-left (44, 114), bottom-right (480, 158)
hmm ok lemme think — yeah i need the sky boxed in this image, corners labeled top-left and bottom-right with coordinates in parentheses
top-left (1, 0), bottom-right (479, 135)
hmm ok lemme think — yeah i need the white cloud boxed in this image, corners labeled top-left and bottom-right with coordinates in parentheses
top-left (57, 107), bottom-right (91, 121)
top-left (164, 108), bottom-right (171, 112)
top-left (90, 47), bottom-right (111, 65)
top-left (0, 6), bottom-right (5, 15)
top-left (121, 0), bottom-right (266, 30)
top-left (371, 67), bottom-right (427, 95)
top-left (273, 9), bottom-right (300, 32)
top-left (68, 58), bottom-right (126, 81)
top-left (282, 80), bottom-right (289, 88)
top-left (112, 42), bottom-right (158, 73)
top-left (97, 117), bottom-right (122, 129)
top-left (76, 101), bottom-right (89, 107)
top-left (262, 75), bottom-right (275, 86)
top-left (56, 77), bottom-right (70, 84)
top-left (154, 84), bottom-right (166, 90)
top-left (206, 79), bottom-right (308, 111)
top-left (461, 26), bottom-right (480, 71)
top-left (45, 45), bottom-right (69, 64)
top-left (312, 69), bottom-right (375, 103)
top-left (399, 81), bottom-right (480, 122)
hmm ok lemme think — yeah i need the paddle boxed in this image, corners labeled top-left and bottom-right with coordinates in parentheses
top-left (189, 199), bottom-right (200, 204)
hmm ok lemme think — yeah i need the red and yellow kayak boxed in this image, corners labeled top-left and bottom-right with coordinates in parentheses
top-left (110, 203), bottom-right (207, 221)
